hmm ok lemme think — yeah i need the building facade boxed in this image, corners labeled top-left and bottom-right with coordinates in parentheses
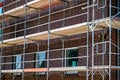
top-left (0, 0), bottom-right (120, 80)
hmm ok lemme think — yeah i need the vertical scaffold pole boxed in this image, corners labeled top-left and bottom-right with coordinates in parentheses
top-left (14, 0), bottom-right (18, 38)
top-left (87, 0), bottom-right (89, 80)
top-left (91, 0), bottom-right (95, 80)
top-left (117, 1), bottom-right (120, 80)
top-left (22, 0), bottom-right (27, 80)
top-left (117, 29), bottom-right (120, 80)
top-left (38, 9), bottom-right (41, 32)
top-left (0, 1), bottom-right (4, 80)
top-left (109, 0), bottom-right (112, 80)
top-left (47, 0), bottom-right (51, 80)
top-left (61, 37), bottom-right (64, 80)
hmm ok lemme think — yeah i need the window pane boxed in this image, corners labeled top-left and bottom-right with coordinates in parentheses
top-left (36, 52), bottom-right (46, 68)
top-left (0, 8), bottom-right (2, 14)
top-left (0, 0), bottom-right (3, 14)
top-left (15, 55), bottom-right (22, 69)
top-left (66, 49), bottom-right (78, 67)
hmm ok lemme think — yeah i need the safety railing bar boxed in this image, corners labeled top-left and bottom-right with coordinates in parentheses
top-left (111, 5), bottom-right (120, 10)
top-left (1, 56), bottom-right (88, 65)
top-left (4, 0), bottom-right (21, 7)
top-left (2, 45), bottom-right (87, 58)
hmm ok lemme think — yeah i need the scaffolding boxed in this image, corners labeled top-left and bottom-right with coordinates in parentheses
top-left (0, 0), bottom-right (120, 80)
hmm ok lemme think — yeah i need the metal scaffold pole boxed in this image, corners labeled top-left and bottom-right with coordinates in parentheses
top-left (109, 0), bottom-right (112, 80)
top-left (47, 0), bottom-right (51, 80)
top-left (117, 29), bottom-right (120, 80)
top-left (22, 0), bottom-right (27, 80)
top-left (61, 38), bottom-right (65, 80)
top-left (91, 0), bottom-right (95, 80)
top-left (0, 1), bottom-right (4, 80)
top-left (87, 0), bottom-right (89, 80)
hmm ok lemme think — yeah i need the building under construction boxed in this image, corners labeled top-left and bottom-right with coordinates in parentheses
top-left (0, 0), bottom-right (120, 80)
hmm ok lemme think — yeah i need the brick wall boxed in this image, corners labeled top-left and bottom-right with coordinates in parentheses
top-left (4, 0), bottom-right (32, 12)
top-left (2, 73), bottom-right (109, 80)
top-left (1, 29), bottom-right (118, 80)
top-left (1, 0), bottom-right (119, 80)
top-left (2, 0), bottom-right (110, 40)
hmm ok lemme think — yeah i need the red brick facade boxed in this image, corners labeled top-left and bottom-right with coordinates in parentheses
top-left (1, 29), bottom-right (118, 80)
top-left (1, 0), bottom-right (119, 80)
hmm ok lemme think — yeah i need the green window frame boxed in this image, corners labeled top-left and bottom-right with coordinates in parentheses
top-left (66, 48), bottom-right (78, 67)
